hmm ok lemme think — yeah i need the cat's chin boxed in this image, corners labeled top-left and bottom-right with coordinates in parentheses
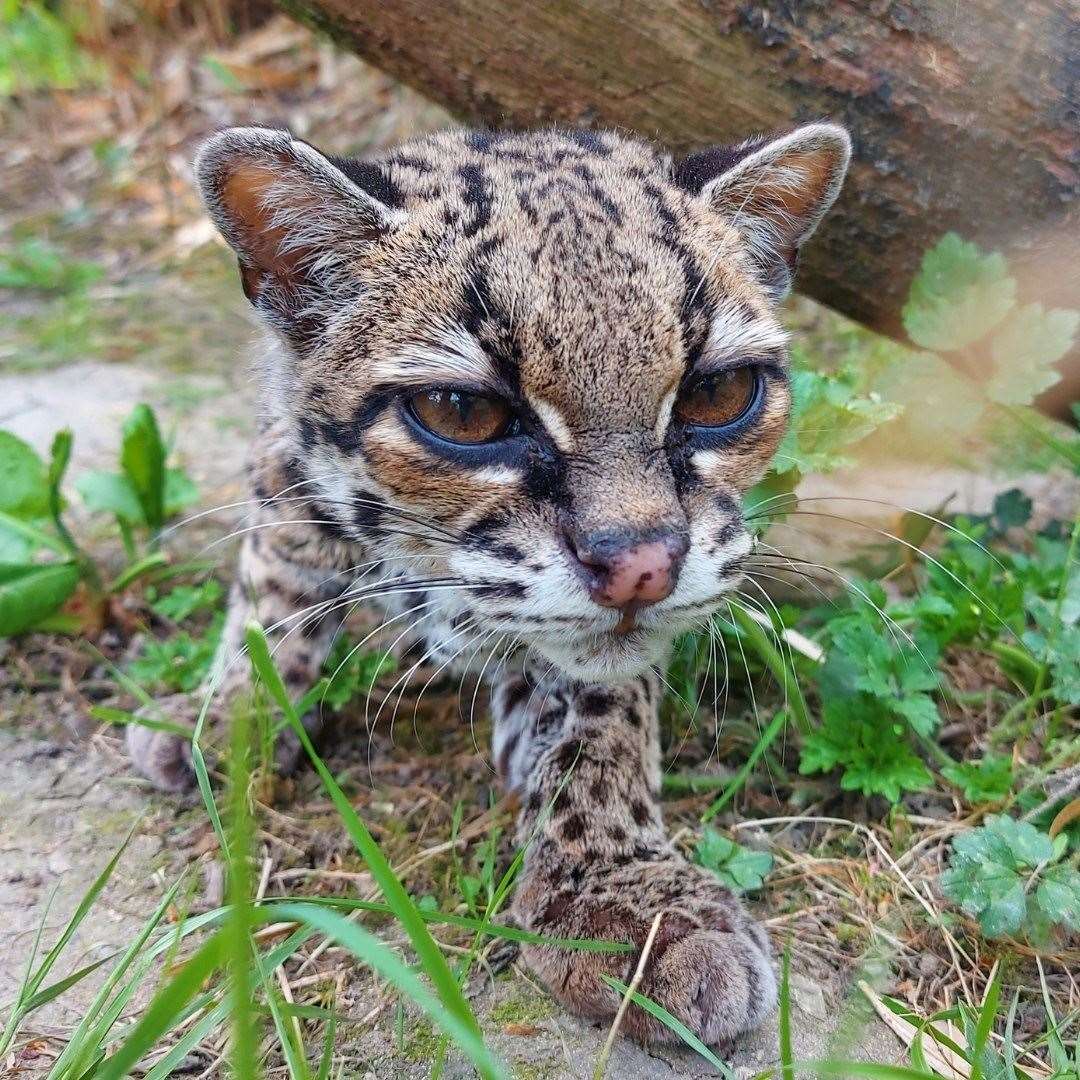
top-left (529, 629), bottom-right (671, 683)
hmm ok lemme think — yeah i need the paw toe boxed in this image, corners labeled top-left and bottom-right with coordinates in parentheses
top-left (126, 724), bottom-right (195, 792)
top-left (632, 927), bottom-right (776, 1046)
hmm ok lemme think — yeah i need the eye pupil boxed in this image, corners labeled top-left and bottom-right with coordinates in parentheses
top-left (675, 367), bottom-right (758, 429)
top-left (409, 387), bottom-right (513, 445)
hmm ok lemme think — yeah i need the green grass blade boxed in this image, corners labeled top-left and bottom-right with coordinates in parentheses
top-left (272, 896), bottom-right (632, 953)
top-left (798, 1062), bottom-right (938, 1080)
top-left (701, 710), bottom-right (787, 822)
top-left (727, 607), bottom-right (813, 735)
top-left (243, 624), bottom-right (489, 1064)
top-left (779, 947), bottom-right (793, 1080)
top-left (969, 963), bottom-right (1002, 1080)
top-left (252, 944), bottom-right (312, 1080)
top-left (226, 687), bottom-right (259, 1080)
top-left (94, 930), bottom-right (227, 1080)
top-left (24, 824), bottom-right (136, 1004)
top-left (264, 902), bottom-right (506, 1080)
top-left (108, 551), bottom-right (168, 593)
top-left (89, 704), bottom-right (191, 737)
top-left (316, 1009), bottom-right (337, 1080)
top-left (22, 954), bottom-right (115, 1012)
top-left (140, 995), bottom-right (230, 1080)
top-left (599, 975), bottom-right (736, 1079)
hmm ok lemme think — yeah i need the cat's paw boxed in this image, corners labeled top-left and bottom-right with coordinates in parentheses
top-left (514, 852), bottom-right (776, 1046)
top-left (125, 693), bottom-right (199, 792)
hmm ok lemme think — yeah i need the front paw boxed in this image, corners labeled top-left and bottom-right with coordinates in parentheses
top-left (125, 693), bottom-right (200, 792)
top-left (513, 852), bottom-right (776, 1046)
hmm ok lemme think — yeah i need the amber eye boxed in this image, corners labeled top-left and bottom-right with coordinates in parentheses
top-left (407, 388), bottom-right (514, 445)
top-left (675, 367), bottom-right (759, 428)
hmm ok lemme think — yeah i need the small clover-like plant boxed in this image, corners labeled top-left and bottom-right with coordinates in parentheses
top-left (941, 815), bottom-right (1080, 940)
top-left (693, 829), bottom-right (773, 893)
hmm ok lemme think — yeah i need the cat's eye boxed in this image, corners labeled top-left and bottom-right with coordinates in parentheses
top-left (407, 388), bottom-right (514, 445)
top-left (675, 367), bottom-right (758, 428)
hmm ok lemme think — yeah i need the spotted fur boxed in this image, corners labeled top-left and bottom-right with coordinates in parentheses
top-left (129, 122), bottom-right (850, 1049)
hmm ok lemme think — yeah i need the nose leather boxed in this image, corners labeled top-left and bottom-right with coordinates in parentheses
top-left (593, 540), bottom-right (679, 607)
top-left (570, 532), bottom-right (689, 611)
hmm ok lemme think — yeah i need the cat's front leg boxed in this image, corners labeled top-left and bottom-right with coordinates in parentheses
top-left (127, 488), bottom-right (358, 791)
top-left (491, 669), bottom-right (776, 1046)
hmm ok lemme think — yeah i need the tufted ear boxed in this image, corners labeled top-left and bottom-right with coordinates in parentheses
top-left (675, 123), bottom-right (851, 301)
top-left (194, 126), bottom-right (404, 330)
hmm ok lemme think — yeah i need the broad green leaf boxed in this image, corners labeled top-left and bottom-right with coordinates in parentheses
top-left (1035, 863), bottom-right (1080, 932)
top-left (121, 404), bottom-right (166, 530)
top-left (0, 560), bottom-right (79, 636)
top-left (163, 467), bottom-right (199, 516)
top-left (902, 233), bottom-right (1016, 351)
top-left (0, 522), bottom-right (32, 562)
top-left (942, 816), bottom-right (1058, 938)
top-left (987, 303), bottom-right (1078, 406)
top-left (693, 829), bottom-right (773, 893)
top-left (0, 430), bottom-right (49, 520)
top-left (76, 469), bottom-right (144, 523)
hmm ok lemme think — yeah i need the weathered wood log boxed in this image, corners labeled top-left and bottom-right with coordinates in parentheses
top-left (277, 0), bottom-right (1078, 342)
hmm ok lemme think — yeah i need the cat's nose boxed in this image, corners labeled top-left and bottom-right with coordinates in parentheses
top-left (567, 529), bottom-right (689, 610)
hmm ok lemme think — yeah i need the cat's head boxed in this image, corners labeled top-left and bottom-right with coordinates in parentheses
top-left (196, 125), bottom-right (849, 681)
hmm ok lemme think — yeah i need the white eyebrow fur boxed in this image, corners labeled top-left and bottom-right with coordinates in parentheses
top-left (703, 298), bottom-right (789, 363)
top-left (371, 321), bottom-right (499, 386)
top-left (528, 396), bottom-right (574, 451)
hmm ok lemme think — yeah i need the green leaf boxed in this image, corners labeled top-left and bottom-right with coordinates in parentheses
top-left (120, 404), bottom-right (166, 530)
top-left (987, 303), bottom-right (1078, 406)
top-left (0, 522), bottom-right (32, 562)
top-left (0, 237), bottom-right (103, 292)
top-left (743, 466), bottom-right (800, 527)
top-left (0, 561), bottom-right (80, 637)
top-left (892, 694), bottom-right (941, 737)
top-left (941, 755), bottom-right (1013, 804)
top-left (693, 829), bottom-right (773, 893)
top-left (76, 469), bottom-right (144, 523)
top-left (902, 233), bottom-right (1016, 351)
top-left (127, 613), bottom-right (222, 693)
top-left (990, 488), bottom-right (1033, 532)
top-left (942, 816), bottom-right (1056, 938)
top-left (1035, 863), bottom-right (1080, 932)
top-left (163, 467), bottom-right (199, 516)
top-left (0, 430), bottom-right (49, 520)
top-left (799, 697), bottom-right (931, 803)
top-left (319, 635), bottom-right (397, 711)
top-left (150, 579), bottom-right (223, 622)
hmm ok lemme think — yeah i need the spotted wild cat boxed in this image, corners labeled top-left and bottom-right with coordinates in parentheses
top-left (128, 122), bottom-right (851, 1046)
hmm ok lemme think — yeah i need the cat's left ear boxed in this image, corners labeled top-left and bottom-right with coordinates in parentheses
top-left (675, 123), bottom-right (851, 301)
top-left (194, 126), bottom-right (405, 329)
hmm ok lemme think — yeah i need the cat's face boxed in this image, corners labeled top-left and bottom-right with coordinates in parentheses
top-left (197, 125), bottom-right (849, 680)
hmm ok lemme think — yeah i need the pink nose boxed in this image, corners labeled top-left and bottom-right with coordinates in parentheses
top-left (569, 532), bottom-right (688, 610)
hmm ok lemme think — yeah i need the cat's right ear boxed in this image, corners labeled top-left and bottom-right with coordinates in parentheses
top-left (194, 126), bottom-right (404, 328)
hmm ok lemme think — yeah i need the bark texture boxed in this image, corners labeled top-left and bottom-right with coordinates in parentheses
top-left (277, 0), bottom-right (1078, 338)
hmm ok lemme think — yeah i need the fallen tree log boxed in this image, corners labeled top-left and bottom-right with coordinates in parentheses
top-left (277, 0), bottom-right (1078, 344)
